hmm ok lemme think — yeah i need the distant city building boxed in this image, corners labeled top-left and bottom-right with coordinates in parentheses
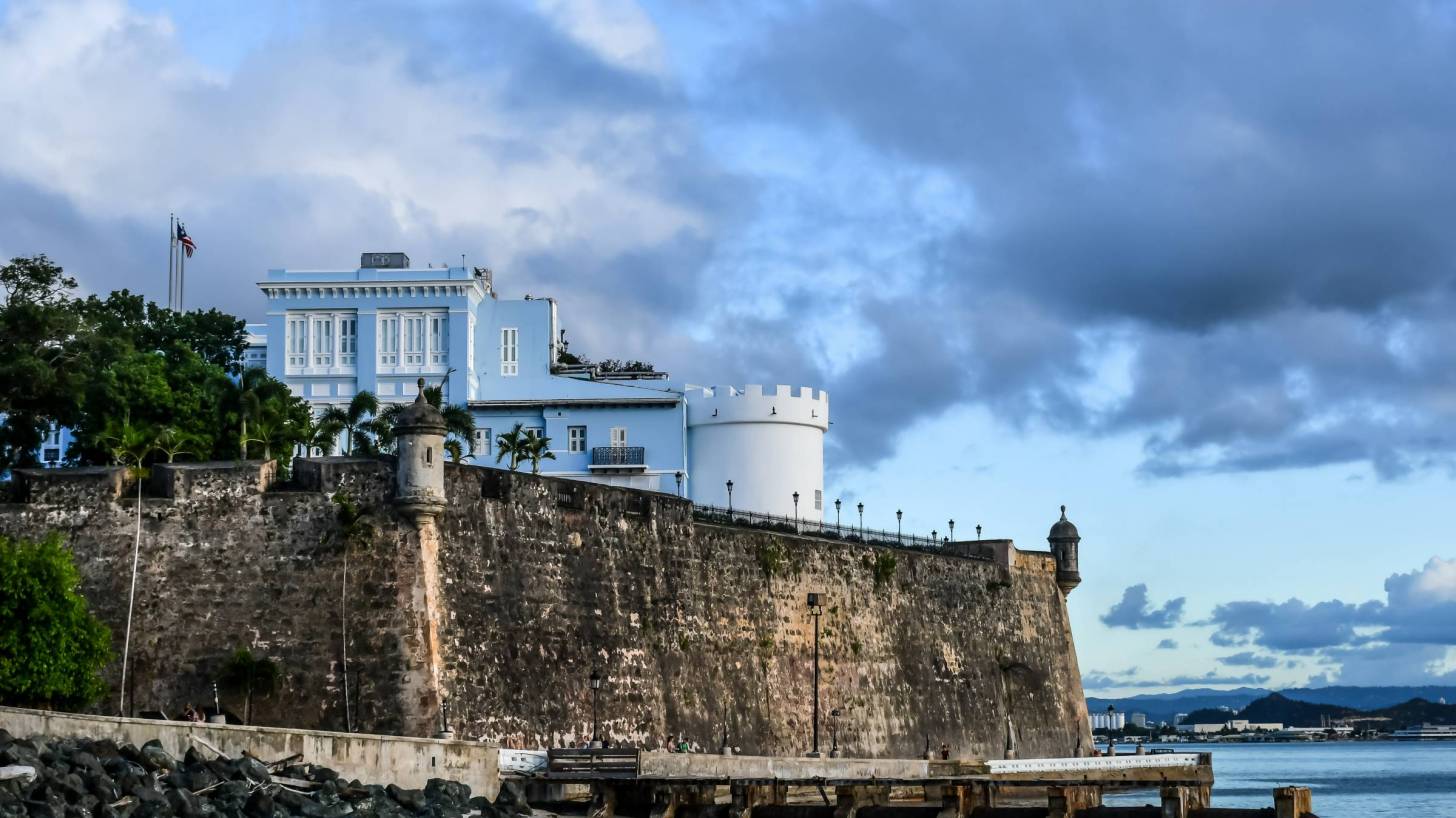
top-left (1173, 712), bottom-right (1188, 725)
top-left (249, 253), bottom-right (829, 516)
top-left (1090, 711), bottom-right (1126, 730)
top-left (1129, 712), bottom-right (1148, 728)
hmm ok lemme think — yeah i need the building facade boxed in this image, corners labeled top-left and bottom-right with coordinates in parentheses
top-left (250, 253), bottom-right (828, 516)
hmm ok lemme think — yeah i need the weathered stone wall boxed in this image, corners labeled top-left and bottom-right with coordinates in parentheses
top-left (0, 460), bottom-right (1091, 760)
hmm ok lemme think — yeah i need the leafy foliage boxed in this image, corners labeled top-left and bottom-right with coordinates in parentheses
top-left (0, 533), bottom-right (111, 708)
top-left (218, 648), bottom-right (281, 725)
top-left (0, 255), bottom-right (311, 471)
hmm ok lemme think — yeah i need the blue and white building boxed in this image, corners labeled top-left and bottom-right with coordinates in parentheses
top-left (249, 252), bottom-right (829, 518)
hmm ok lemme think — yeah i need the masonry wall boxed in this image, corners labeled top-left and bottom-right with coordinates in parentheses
top-left (0, 460), bottom-right (1092, 760)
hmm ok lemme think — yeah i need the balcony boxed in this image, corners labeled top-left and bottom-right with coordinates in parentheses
top-left (589, 446), bottom-right (646, 470)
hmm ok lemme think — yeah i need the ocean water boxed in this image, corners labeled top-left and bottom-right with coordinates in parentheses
top-left (1102, 742), bottom-right (1456, 817)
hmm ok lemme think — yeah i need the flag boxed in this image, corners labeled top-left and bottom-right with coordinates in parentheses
top-left (177, 223), bottom-right (197, 258)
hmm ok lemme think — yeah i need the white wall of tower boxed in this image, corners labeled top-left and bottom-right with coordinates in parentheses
top-left (686, 385), bottom-right (829, 520)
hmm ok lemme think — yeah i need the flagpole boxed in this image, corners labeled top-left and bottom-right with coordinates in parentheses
top-left (178, 231), bottom-right (186, 312)
top-left (167, 214), bottom-right (176, 310)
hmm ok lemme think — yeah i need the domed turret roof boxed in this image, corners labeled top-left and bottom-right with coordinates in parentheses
top-left (395, 378), bottom-right (447, 433)
top-left (1048, 505), bottom-right (1080, 541)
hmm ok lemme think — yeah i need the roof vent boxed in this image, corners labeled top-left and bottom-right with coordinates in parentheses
top-left (361, 252), bottom-right (410, 269)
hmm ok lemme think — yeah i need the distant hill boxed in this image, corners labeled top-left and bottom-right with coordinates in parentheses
top-left (1087, 685), bottom-right (1456, 724)
top-left (1168, 693), bottom-right (1456, 729)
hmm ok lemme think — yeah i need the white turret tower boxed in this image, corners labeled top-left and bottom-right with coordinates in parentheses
top-left (686, 384), bottom-right (829, 520)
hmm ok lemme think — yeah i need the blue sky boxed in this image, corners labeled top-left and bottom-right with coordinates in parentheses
top-left (5, 0), bottom-right (1456, 694)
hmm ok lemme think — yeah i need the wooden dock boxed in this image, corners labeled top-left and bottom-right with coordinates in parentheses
top-left (507, 749), bottom-right (1316, 818)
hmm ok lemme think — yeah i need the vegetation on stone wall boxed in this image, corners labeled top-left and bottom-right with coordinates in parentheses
top-left (755, 540), bottom-right (789, 578)
top-left (0, 532), bottom-right (111, 708)
top-left (218, 648), bottom-right (281, 726)
top-left (865, 551), bottom-right (897, 589)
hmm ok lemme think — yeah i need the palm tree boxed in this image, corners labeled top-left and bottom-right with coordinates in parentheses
top-left (495, 424), bottom-right (530, 471)
top-left (444, 438), bottom-right (465, 464)
top-left (523, 434), bottom-right (556, 474)
top-left (324, 391), bottom-right (379, 456)
top-left (307, 415), bottom-right (345, 456)
top-left (422, 380), bottom-right (476, 459)
top-left (218, 648), bottom-right (280, 726)
top-left (234, 368), bottom-right (293, 460)
top-left (154, 426), bottom-right (199, 463)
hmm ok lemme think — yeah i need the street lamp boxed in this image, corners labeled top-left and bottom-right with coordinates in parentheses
top-left (1106, 704), bottom-right (1117, 757)
top-left (807, 592), bottom-right (824, 757)
top-left (835, 498), bottom-right (842, 529)
top-left (793, 491), bottom-right (800, 533)
top-left (932, 529), bottom-right (938, 543)
top-left (857, 502), bottom-right (864, 537)
top-left (976, 524), bottom-right (982, 540)
top-left (896, 509), bottom-right (903, 543)
top-left (830, 708), bottom-right (842, 758)
top-left (948, 519), bottom-right (955, 541)
top-left (675, 471), bottom-right (684, 497)
top-left (726, 480), bottom-right (734, 516)
top-left (590, 668), bottom-right (603, 748)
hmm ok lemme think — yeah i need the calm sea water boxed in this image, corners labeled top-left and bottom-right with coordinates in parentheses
top-left (1101, 742), bottom-right (1456, 817)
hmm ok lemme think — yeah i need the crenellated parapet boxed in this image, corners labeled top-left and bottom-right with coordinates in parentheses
top-left (685, 384), bottom-right (829, 431)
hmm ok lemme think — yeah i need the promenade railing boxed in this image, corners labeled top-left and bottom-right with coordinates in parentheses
top-left (691, 503), bottom-right (991, 560)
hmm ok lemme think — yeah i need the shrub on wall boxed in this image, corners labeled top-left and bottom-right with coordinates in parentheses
top-left (0, 532), bottom-right (111, 708)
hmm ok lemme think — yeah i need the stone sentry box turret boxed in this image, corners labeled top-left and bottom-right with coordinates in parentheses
top-left (393, 378), bottom-right (448, 523)
top-left (1048, 505), bottom-right (1081, 595)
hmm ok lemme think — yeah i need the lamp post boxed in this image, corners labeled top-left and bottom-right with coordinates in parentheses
top-left (857, 502), bottom-right (864, 537)
top-left (835, 498), bottom-right (842, 530)
top-left (932, 529), bottom-right (938, 543)
top-left (896, 510), bottom-right (903, 543)
top-left (675, 471), bottom-right (684, 497)
top-left (590, 668), bottom-right (603, 748)
top-left (948, 519), bottom-right (955, 541)
top-left (726, 480), bottom-right (734, 516)
top-left (976, 524), bottom-right (982, 540)
top-left (793, 491), bottom-right (800, 533)
top-left (807, 592), bottom-right (824, 757)
top-left (830, 708), bottom-right (842, 758)
top-left (1106, 704), bottom-right (1117, 756)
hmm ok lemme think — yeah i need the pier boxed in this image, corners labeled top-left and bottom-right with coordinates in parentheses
top-left (512, 749), bottom-right (1316, 818)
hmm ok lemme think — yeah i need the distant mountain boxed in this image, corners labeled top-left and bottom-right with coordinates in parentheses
top-left (1183, 693), bottom-right (1356, 728)
top-left (1366, 698), bottom-right (1456, 726)
top-left (1087, 685), bottom-right (1456, 724)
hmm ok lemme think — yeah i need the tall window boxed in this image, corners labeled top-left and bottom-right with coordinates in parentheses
top-left (501, 327), bottom-right (519, 376)
top-left (815, 489), bottom-right (823, 510)
top-left (430, 315), bottom-right (449, 365)
top-left (568, 426), bottom-right (586, 453)
top-left (610, 426), bottom-right (627, 447)
top-left (340, 317), bottom-right (358, 365)
top-left (287, 317), bottom-right (308, 368)
top-left (474, 428), bottom-right (492, 455)
top-left (378, 316), bottom-right (400, 365)
top-left (312, 316), bottom-right (334, 367)
top-left (404, 316), bottom-right (425, 365)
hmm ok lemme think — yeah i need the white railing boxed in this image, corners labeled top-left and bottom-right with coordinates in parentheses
top-left (988, 754), bottom-right (1200, 774)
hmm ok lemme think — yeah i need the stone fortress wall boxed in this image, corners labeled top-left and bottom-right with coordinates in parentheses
top-left (0, 458), bottom-right (1092, 760)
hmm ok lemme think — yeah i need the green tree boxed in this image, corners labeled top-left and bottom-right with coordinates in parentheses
top-left (319, 391), bottom-right (379, 456)
top-left (0, 256), bottom-right (84, 472)
top-left (218, 648), bottom-right (281, 725)
top-left (522, 434), bottom-right (556, 474)
top-left (495, 424), bottom-right (531, 471)
top-left (421, 382), bottom-right (475, 460)
top-left (0, 532), bottom-right (111, 708)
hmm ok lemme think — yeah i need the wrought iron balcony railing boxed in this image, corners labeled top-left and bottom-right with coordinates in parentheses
top-left (591, 446), bottom-right (645, 467)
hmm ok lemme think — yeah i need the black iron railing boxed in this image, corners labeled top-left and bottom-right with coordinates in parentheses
top-left (591, 446), bottom-right (646, 466)
top-left (691, 503), bottom-right (992, 559)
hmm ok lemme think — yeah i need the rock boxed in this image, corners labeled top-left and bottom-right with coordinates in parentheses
top-left (237, 757), bottom-right (271, 785)
top-left (182, 749), bottom-right (206, 769)
top-left (243, 789), bottom-right (274, 818)
top-left (70, 751), bottom-right (105, 778)
top-left (275, 787), bottom-right (326, 817)
top-left (385, 785), bottom-right (426, 813)
top-left (140, 745), bottom-right (177, 772)
top-left (422, 780), bottom-right (468, 808)
top-left (308, 767), bottom-right (339, 784)
top-left (166, 788), bottom-right (203, 818)
top-left (89, 773), bottom-right (122, 803)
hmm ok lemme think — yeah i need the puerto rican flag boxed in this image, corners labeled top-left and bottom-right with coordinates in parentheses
top-left (177, 223), bottom-right (197, 257)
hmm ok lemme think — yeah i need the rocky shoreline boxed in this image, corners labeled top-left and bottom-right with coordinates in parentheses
top-left (0, 730), bottom-right (519, 818)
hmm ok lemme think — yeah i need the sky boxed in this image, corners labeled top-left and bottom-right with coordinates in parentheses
top-left (5, 0), bottom-right (1456, 695)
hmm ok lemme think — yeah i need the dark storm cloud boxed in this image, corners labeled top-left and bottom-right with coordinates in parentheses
top-left (1156, 639), bottom-right (1178, 650)
top-left (1101, 584), bottom-right (1186, 630)
top-left (724, 1), bottom-right (1456, 476)
top-left (1203, 557), bottom-right (1456, 681)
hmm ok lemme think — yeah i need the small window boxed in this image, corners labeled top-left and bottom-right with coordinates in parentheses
top-left (43, 448), bottom-right (60, 463)
top-left (525, 426), bottom-right (544, 439)
top-left (815, 489), bottom-right (823, 510)
top-left (425, 446), bottom-right (433, 465)
top-left (501, 327), bottom-right (519, 376)
top-left (610, 427), bottom-right (627, 447)
top-left (568, 426), bottom-right (586, 453)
